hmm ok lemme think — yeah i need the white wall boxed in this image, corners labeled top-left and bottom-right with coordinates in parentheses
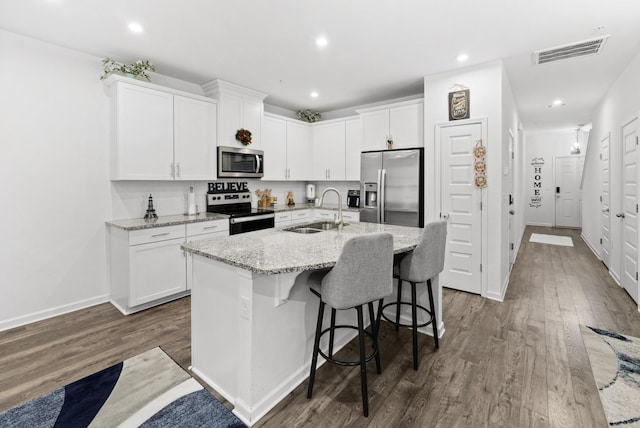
top-left (525, 130), bottom-right (588, 226)
top-left (0, 30), bottom-right (361, 330)
top-left (424, 61), bottom-right (517, 300)
top-left (582, 50), bottom-right (640, 282)
top-left (0, 30), bottom-right (112, 329)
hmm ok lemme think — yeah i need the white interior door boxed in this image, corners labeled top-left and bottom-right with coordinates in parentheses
top-left (439, 122), bottom-right (483, 294)
top-left (621, 118), bottom-right (638, 303)
top-left (601, 133), bottom-right (611, 268)
top-left (508, 130), bottom-right (515, 271)
top-left (554, 156), bottom-right (583, 228)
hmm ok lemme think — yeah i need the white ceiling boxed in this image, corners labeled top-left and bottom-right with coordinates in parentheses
top-left (1, 0), bottom-right (639, 132)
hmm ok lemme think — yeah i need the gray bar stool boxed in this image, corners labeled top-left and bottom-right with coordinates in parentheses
top-left (306, 232), bottom-right (394, 417)
top-left (379, 221), bottom-right (447, 370)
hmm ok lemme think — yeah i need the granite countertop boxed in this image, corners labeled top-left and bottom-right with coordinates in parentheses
top-left (268, 203), bottom-right (360, 213)
top-left (182, 222), bottom-right (423, 275)
top-left (106, 212), bottom-right (229, 231)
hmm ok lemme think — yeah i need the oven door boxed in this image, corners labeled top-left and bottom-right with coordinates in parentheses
top-left (218, 146), bottom-right (264, 178)
top-left (229, 214), bottom-right (275, 235)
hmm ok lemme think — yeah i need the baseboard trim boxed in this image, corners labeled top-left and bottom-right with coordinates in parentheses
top-left (486, 277), bottom-right (508, 302)
top-left (581, 233), bottom-right (601, 261)
top-left (526, 222), bottom-right (554, 227)
top-left (0, 294), bottom-right (109, 332)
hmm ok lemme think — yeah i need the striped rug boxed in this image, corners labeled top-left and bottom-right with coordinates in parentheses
top-left (0, 347), bottom-right (245, 427)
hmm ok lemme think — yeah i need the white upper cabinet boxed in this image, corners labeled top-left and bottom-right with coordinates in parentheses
top-left (286, 121), bottom-right (312, 181)
top-left (202, 79), bottom-right (267, 149)
top-left (311, 121), bottom-right (346, 181)
top-left (105, 75), bottom-right (217, 181)
top-left (262, 115), bottom-right (287, 180)
top-left (174, 96), bottom-right (217, 180)
top-left (345, 118), bottom-right (362, 181)
top-left (358, 99), bottom-right (423, 151)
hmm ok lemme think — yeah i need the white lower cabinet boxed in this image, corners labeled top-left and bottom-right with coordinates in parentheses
top-left (109, 219), bottom-right (228, 314)
top-left (313, 209), bottom-right (360, 223)
top-left (130, 237), bottom-right (187, 306)
top-left (291, 210), bottom-right (312, 224)
top-left (275, 212), bottom-right (293, 227)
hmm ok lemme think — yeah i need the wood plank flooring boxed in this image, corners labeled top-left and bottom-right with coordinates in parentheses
top-left (1, 226), bottom-right (639, 427)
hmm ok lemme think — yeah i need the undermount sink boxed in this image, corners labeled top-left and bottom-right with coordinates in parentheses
top-left (283, 221), bottom-right (348, 234)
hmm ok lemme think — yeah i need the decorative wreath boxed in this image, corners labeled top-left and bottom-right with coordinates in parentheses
top-left (235, 128), bottom-right (252, 146)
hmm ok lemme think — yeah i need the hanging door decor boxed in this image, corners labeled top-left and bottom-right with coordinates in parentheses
top-left (448, 84), bottom-right (470, 121)
top-left (474, 139), bottom-right (487, 188)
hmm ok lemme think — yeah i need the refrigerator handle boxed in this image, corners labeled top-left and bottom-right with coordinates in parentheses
top-left (376, 169), bottom-right (382, 223)
top-left (380, 169), bottom-right (387, 224)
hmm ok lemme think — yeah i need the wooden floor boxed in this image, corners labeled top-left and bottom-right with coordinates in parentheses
top-left (2, 226), bottom-right (639, 427)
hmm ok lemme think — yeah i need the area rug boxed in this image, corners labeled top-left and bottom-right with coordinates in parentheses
top-left (529, 233), bottom-right (574, 247)
top-left (580, 325), bottom-right (640, 426)
top-left (0, 347), bottom-right (245, 428)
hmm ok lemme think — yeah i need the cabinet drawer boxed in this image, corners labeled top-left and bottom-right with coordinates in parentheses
top-left (292, 210), bottom-right (311, 220)
top-left (342, 211), bottom-right (360, 222)
top-left (129, 224), bottom-right (185, 246)
top-left (187, 220), bottom-right (229, 237)
top-left (314, 209), bottom-right (334, 220)
top-left (275, 212), bottom-right (292, 222)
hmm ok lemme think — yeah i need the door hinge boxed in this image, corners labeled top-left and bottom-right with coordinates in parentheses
top-left (480, 263), bottom-right (483, 272)
top-left (600, 195), bottom-right (602, 202)
top-left (637, 136), bottom-right (639, 145)
top-left (636, 272), bottom-right (638, 281)
top-left (636, 204), bottom-right (638, 214)
top-left (510, 243), bottom-right (514, 250)
top-left (599, 153), bottom-right (602, 160)
top-left (511, 152), bottom-right (514, 160)
top-left (480, 202), bottom-right (483, 211)
top-left (600, 238), bottom-right (603, 245)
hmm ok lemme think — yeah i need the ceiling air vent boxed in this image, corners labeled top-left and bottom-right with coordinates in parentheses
top-left (534, 35), bottom-right (609, 65)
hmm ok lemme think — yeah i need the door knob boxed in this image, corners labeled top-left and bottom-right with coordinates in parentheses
top-left (509, 210), bottom-right (515, 215)
top-left (441, 212), bottom-right (450, 219)
top-left (602, 208), bottom-right (609, 213)
top-left (616, 212), bottom-right (626, 218)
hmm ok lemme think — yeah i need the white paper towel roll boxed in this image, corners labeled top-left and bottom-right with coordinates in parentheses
top-left (187, 188), bottom-right (196, 215)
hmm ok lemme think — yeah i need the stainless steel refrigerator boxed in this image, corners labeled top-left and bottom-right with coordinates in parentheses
top-left (360, 148), bottom-right (424, 227)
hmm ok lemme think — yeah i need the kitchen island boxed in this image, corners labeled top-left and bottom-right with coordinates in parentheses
top-left (182, 222), bottom-right (444, 426)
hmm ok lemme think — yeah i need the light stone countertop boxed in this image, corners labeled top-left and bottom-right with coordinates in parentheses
top-left (268, 203), bottom-right (360, 213)
top-left (182, 222), bottom-right (423, 275)
top-left (106, 212), bottom-right (229, 231)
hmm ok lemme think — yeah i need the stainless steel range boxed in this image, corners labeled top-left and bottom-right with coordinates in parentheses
top-left (207, 190), bottom-right (275, 235)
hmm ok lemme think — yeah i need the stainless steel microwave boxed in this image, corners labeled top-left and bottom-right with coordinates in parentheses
top-left (218, 146), bottom-right (264, 178)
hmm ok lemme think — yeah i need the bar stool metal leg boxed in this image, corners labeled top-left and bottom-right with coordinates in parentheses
top-left (356, 305), bottom-right (369, 417)
top-left (307, 300), bottom-right (325, 398)
top-left (395, 277), bottom-right (402, 331)
top-left (427, 279), bottom-right (439, 349)
top-left (368, 302), bottom-right (381, 374)
top-left (329, 308), bottom-right (337, 358)
top-left (410, 281), bottom-right (419, 370)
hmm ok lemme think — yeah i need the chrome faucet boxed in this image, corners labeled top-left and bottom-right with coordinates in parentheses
top-left (315, 187), bottom-right (344, 230)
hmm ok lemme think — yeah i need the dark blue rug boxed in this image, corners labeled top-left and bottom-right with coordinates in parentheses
top-left (0, 347), bottom-right (245, 427)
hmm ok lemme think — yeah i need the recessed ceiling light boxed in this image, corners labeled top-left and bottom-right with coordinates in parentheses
top-left (128, 22), bottom-right (144, 33)
top-left (547, 99), bottom-right (566, 108)
top-left (553, 99), bottom-right (563, 105)
top-left (456, 53), bottom-right (469, 62)
top-left (310, 91), bottom-right (319, 98)
top-left (316, 37), bottom-right (328, 47)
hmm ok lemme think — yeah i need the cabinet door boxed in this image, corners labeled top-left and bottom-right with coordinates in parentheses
top-left (174, 96), bottom-right (217, 180)
top-left (243, 98), bottom-right (263, 148)
top-left (342, 211), bottom-right (360, 223)
top-left (217, 93), bottom-right (243, 146)
top-left (114, 83), bottom-right (174, 180)
top-left (312, 122), bottom-right (346, 181)
top-left (389, 103), bottom-right (423, 148)
top-left (345, 119), bottom-right (362, 181)
top-left (286, 122), bottom-right (311, 180)
top-left (262, 116), bottom-right (287, 180)
top-left (361, 109), bottom-right (389, 151)
top-left (129, 237), bottom-right (186, 306)
top-left (314, 209), bottom-right (335, 221)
